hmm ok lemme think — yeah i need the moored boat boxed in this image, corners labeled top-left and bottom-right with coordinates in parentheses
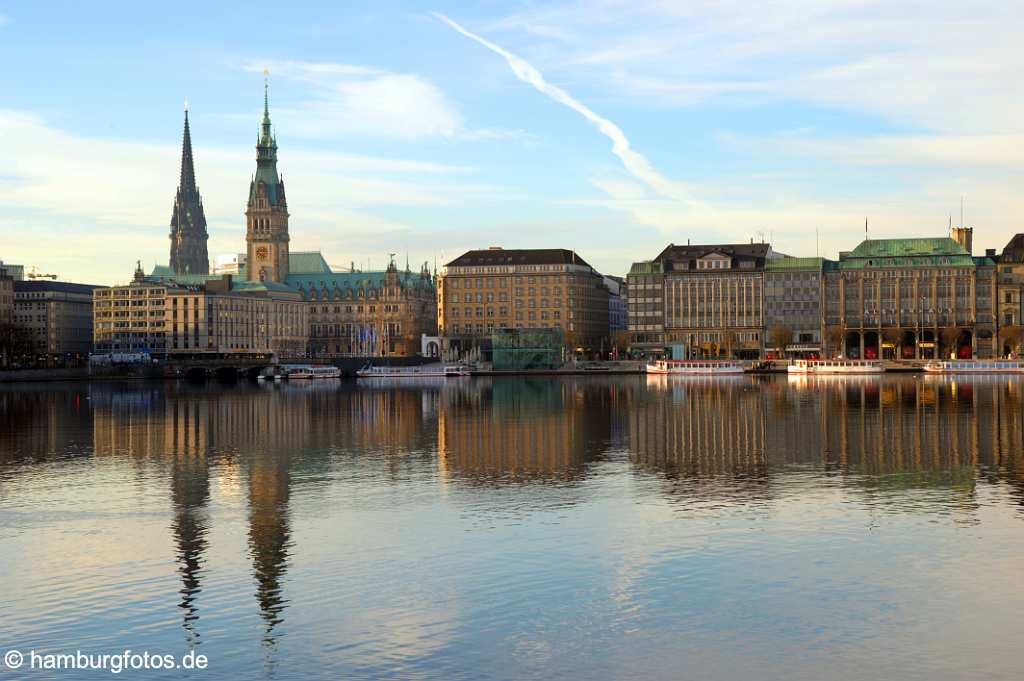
top-left (285, 365), bottom-right (341, 379)
top-left (787, 359), bottom-right (884, 375)
top-left (356, 364), bottom-right (470, 378)
top-left (923, 359), bottom-right (1024, 374)
top-left (645, 359), bottom-right (745, 375)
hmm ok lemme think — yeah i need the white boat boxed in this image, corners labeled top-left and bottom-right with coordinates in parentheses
top-left (787, 359), bottom-right (884, 375)
top-left (924, 359), bottom-right (1024, 374)
top-left (645, 360), bottom-right (745, 375)
top-left (356, 364), bottom-right (470, 378)
top-left (285, 365), bottom-right (341, 379)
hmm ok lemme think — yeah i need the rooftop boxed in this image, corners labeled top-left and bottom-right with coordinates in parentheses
top-left (446, 248), bottom-right (594, 270)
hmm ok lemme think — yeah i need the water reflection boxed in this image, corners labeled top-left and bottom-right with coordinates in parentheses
top-left (3, 375), bottom-right (1024, 679)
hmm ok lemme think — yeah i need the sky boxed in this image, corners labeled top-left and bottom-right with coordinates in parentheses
top-left (1, 0), bottom-right (1023, 285)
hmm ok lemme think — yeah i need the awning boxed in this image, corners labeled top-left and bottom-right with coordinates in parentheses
top-left (786, 344), bottom-right (821, 351)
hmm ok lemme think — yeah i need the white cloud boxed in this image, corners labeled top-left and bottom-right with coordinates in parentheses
top-left (495, 1), bottom-right (1024, 133)
top-left (242, 60), bottom-right (525, 142)
top-left (0, 109), bottom-right (503, 284)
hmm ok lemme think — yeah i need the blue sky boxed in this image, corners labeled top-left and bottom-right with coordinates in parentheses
top-left (2, 0), bottom-right (1023, 284)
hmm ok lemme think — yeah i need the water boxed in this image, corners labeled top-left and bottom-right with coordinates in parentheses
top-left (2, 375), bottom-right (1023, 680)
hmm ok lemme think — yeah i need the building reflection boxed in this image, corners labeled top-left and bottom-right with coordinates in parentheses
top-left (633, 376), bottom-right (768, 476)
top-left (436, 378), bottom-right (613, 484)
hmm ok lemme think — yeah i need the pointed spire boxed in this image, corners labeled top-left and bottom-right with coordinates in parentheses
top-left (179, 103), bottom-right (197, 193)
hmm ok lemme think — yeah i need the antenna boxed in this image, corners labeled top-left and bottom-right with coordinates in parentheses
top-left (960, 195), bottom-right (965, 228)
top-left (865, 217), bottom-right (868, 240)
top-left (815, 227), bottom-right (820, 258)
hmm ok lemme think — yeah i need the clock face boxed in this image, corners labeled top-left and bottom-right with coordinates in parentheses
top-left (256, 246), bottom-right (269, 260)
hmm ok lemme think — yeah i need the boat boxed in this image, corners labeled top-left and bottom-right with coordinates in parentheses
top-left (923, 359), bottom-right (1024, 374)
top-left (356, 364), bottom-right (471, 378)
top-left (645, 359), bottom-right (745, 375)
top-left (284, 365), bottom-right (342, 379)
top-left (787, 359), bottom-right (884, 375)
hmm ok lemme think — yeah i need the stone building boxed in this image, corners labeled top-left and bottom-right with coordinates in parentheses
top-left (13, 280), bottom-right (98, 366)
top-left (437, 248), bottom-right (610, 354)
top-left (94, 265), bottom-right (307, 357)
top-left (630, 242), bottom-right (780, 359)
top-left (168, 106), bottom-right (210, 275)
top-left (145, 81), bottom-right (435, 358)
top-left (764, 257), bottom-right (827, 357)
top-left (290, 256), bottom-right (437, 357)
top-left (997, 235), bottom-right (1024, 354)
top-left (823, 235), bottom-right (998, 359)
top-left (0, 269), bottom-right (12, 326)
top-left (626, 260), bottom-right (667, 357)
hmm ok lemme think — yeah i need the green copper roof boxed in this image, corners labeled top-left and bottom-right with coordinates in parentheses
top-left (288, 251), bottom-right (332, 274)
top-left (838, 238), bottom-right (975, 269)
top-left (848, 238), bottom-right (967, 258)
top-left (286, 270), bottom-right (435, 294)
top-left (765, 257), bottom-right (826, 271)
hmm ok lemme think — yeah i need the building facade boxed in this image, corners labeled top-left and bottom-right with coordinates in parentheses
top-left (168, 106), bottom-right (210, 275)
top-left (144, 82), bottom-right (434, 358)
top-left (246, 79), bottom-right (290, 284)
top-left (996, 234), bottom-right (1024, 356)
top-left (13, 280), bottom-right (98, 366)
top-left (626, 260), bottom-right (667, 356)
top-left (823, 235), bottom-right (998, 359)
top-left (292, 257), bottom-right (437, 357)
top-left (94, 268), bottom-right (307, 358)
top-left (0, 270), bottom-right (12, 326)
top-left (647, 243), bottom-right (778, 359)
top-left (764, 257), bottom-right (827, 357)
top-left (437, 248), bottom-right (610, 354)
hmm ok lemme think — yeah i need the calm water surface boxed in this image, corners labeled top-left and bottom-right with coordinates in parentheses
top-left (2, 375), bottom-right (1024, 680)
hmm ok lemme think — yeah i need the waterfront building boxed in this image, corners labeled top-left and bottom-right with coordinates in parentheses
top-left (437, 248), bottom-right (610, 355)
top-left (12, 279), bottom-right (98, 366)
top-left (169, 106), bottom-right (210, 275)
top-left (291, 255), bottom-right (437, 357)
top-left (629, 242), bottom-right (780, 359)
top-left (94, 264), bottom-right (307, 357)
top-left (0, 270), bottom-right (12, 326)
top-left (823, 231), bottom-right (998, 359)
top-left (997, 234), bottom-right (1024, 355)
top-left (764, 257), bottom-right (827, 357)
top-left (625, 260), bottom-right (667, 357)
top-left (145, 81), bottom-right (435, 357)
top-left (604, 275), bottom-right (627, 332)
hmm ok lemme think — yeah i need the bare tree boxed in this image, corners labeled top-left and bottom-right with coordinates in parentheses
top-left (1000, 325), bottom-right (1023, 356)
top-left (940, 326), bottom-right (963, 359)
top-left (768, 326), bottom-right (793, 356)
top-left (827, 327), bottom-right (845, 357)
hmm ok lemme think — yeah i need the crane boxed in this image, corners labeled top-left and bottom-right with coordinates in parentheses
top-left (26, 265), bottom-right (57, 280)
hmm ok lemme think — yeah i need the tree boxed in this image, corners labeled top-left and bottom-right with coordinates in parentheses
top-left (882, 327), bottom-right (903, 360)
top-left (1000, 325), bottom-right (1023, 357)
top-left (940, 326), bottom-right (964, 359)
top-left (610, 330), bottom-right (631, 358)
top-left (768, 326), bottom-right (793, 356)
top-left (723, 330), bottom-right (737, 359)
top-left (827, 327), bottom-right (845, 358)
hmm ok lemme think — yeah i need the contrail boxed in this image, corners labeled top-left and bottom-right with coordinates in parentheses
top-left (433, 12), bottom-right (701, 208)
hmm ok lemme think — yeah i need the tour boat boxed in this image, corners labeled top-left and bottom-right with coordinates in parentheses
top-left (645, 359), bottom-right (745, 375)
top-left (356, 364), bottom-right (471, 378)
top-left (285, 365), bottom-right (342, 379)
top-left (923, 359), bottom-right (1024, 374)
top-left (787, 359), bottom-right (884, 375)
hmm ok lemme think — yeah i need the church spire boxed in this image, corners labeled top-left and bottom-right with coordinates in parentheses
top-left (169, 101), bottom-right (210, 275)
top-left (179, 102), bottom-right (197, 194)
